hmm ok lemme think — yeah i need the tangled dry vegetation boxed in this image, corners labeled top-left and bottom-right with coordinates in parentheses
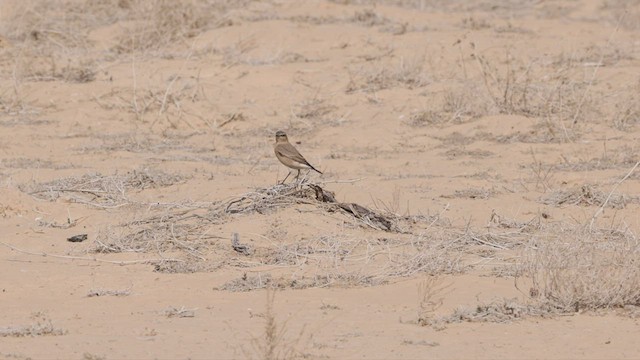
top-left (0, 0), bottom-right (252, 118)
top-left (20, 168), bottom-right (186, 208)
top-left (91, 181), bottom-right (473, 283)
top-left (414, 221), bottom-right (640, 329)
top-left (0, 313), bottom-right (66, 338)
top-left (19, 168), bottom-right (640, 322)
top-left (2, 0), bottom-right (640, 336)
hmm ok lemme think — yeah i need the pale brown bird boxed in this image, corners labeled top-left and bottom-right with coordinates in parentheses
top-left (274, 130), bottom-right (322, 183)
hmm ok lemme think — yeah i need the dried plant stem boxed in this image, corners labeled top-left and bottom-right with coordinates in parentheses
top-left (589, 161), bottom-right (640, 230)
top-left (571, 12), bottom-right (623, 125)
top-left (0, 241), bottom-right (182, 265)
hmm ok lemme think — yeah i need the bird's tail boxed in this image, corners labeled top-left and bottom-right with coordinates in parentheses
top-left (308, 163), bottom-right (323, 174)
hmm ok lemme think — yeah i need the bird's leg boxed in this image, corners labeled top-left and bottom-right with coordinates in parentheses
top-left (295, 169), bottom-right (301, 182)
top-left (281, 171), bottom-right (292, 184)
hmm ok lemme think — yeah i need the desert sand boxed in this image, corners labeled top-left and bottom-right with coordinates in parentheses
top-left (1, 0), bottom-right (640, 359)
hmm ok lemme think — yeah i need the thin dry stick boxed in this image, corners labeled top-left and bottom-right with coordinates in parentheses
top-left (0, 241), bottom-right (183, 265)
top-left (317, 177), bottom-right (365, 185)
top-left (589, 161), bottom-right (640, 230)
top-left (571, 12), bottom-right (623, 125)
top-left (158, 45), bottom-right (194, 118)
top-left (131, 53), bottom-right (140, 118)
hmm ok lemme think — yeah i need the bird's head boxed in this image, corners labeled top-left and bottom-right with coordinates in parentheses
top-left (275, 130), bottom-right (288, 142)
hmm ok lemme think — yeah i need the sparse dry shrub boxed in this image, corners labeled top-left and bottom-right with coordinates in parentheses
top-left (472, 51), bottom-right (603, 142)
top-left (96, 215), bottom-right (211, 254)
top-left (426, 297), bottom-right (552, 330)
top-left (417, 276), bottom-right (448, 326)
top-left (460, 16), bottom-right (491, 30)
top-left (346, 56), bottom-right (429, 93)
top-left (219, 272), bottom-right (385, 292)
top-left (113, 0), bottom-right (241, 53)
top-left (442, 187), bottom-right (498, 200)
top-left (476, 53), bottom-right (589, 117)
top-left (407, 84), bottom-right (490, 128)
top-left (91, 72), bottom-right (209, 124)
top-left (86, 287), bottom-right (132, 297)
top-left (611, 82), bottom-right (640, 130)
top-left (424, 220), bottom-right (640, 327)
top-left (2, 0), bottom-right (125, 48)
top-left (0, 313), bottom-right (66, 337)
top-left (351, 8), bottom-right (388, 26)
top-left (600, 0), bottom-right (640, 30)
top-left (613, 99), bottom-right (640, 130)
top-left (3, 53), bottom-right (97, 83)
top-left (519, 224), bottom-right (640, 312)
top-left (406, 110), bottom-right (447, 127)
top-left (20, 168), bottom-right (186, 208)
top-left (540, 184), bottom-right (639, 209)
top-left (0, 0), bottom-right (247, 85)
top-left (0, 157), bottom-right (64, 169)
top-left (0, 0), bottom-right (126, 83)
top-left (554, 145), bottom-right (640, 172)
top-left (293, 96), bottom-right (337, 121)
top-left (94, 183), bottom-right (472, 284)
top-left (442, 84), bottom-right (490, 119)
top-left (217, 230), bottom-right (466, 291)
top-left (246, 289), bottom-right (311, 360)
top-left (163, 306), bottom-right (196, 318)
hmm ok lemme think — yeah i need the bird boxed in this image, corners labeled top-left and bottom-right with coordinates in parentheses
top-left (273, 130), bottom-right (322, 183)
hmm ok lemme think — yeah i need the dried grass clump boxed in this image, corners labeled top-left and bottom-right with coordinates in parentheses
top-left (600, 0), bottom-right (640, 30)
top-left (248, 230), bottom-right (464, 285)
top-left (540, 184), bottom-right (638, 209)
top-left (346, 57), bottom-right (429, 93)
top-left (93, 184), bottom-right (309, 255)
top-left (425, 298), bottom-right (552, 329)
top-left (441, 85), bottom-right (491, 122)
top-left (519, 223), bottom-right (640, 312)
top-left (0, 118), bottom-right (52, 127)
top-left (293, 97), bottom-right (337, 121)
top-left (94, 202), bottom-right (215, 254)
top-left (406, 110), bottom-right (448, 127)
top-left (95, 183), bottom-right (471, 285)
top-left (247, 289), bottom-right (312, 360)
top-left (1, 0), bottom-right (126, 49)
top-left (9, 57), bottom-right (97, 83)
top-left (163, 306), bottom-right (196, 318)
top-left (152, 259), bottom-right (213, 274)
top-left (114, 0), bottom-right (242, 53)
top-left (0, 157), bottom-right (61, 169)
top-left (94, 185), bottom-right (340, 255)
top-left (75, 132), bottom-right (187, 154)
top-left (437, 120), bottom-right (579, 145)
top-left (612, 89), bottom-right (640, 130)
top-left (96, 221), bottom-right (205, 254)
top-left (442, 187), bottom-right (498, 200)
top-left (0, 0), bottom-right (127, 83)
top-left (442, 148), bottom-right (493, 159)
top-left (554, 146), bottom-right (640, 172)
top-left (473, 52), bottom-right (600, 135)
top-left (218, 272), bottom-right (385, 292)
top-left (21, 168), bottom-right (186, 208)
top-left (91, 76), bottom-right (204, 122)
top-left (225, 184), bottom-right (316, 215)
top-left (86, 288), bottom-right (132, 297)
top-left (408, 83), bottom-right (491, 127)
top-left (350, 9), bottom-right (388, 26)
top-left (0, 315), bottom-right (66, 337)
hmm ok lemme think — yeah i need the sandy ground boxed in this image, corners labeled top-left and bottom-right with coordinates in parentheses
top-left (1, 0), bottom-right (640, 359)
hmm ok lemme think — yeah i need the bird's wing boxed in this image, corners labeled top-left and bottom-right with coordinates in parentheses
top-left (277, 143), bottom-right (310, 165)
